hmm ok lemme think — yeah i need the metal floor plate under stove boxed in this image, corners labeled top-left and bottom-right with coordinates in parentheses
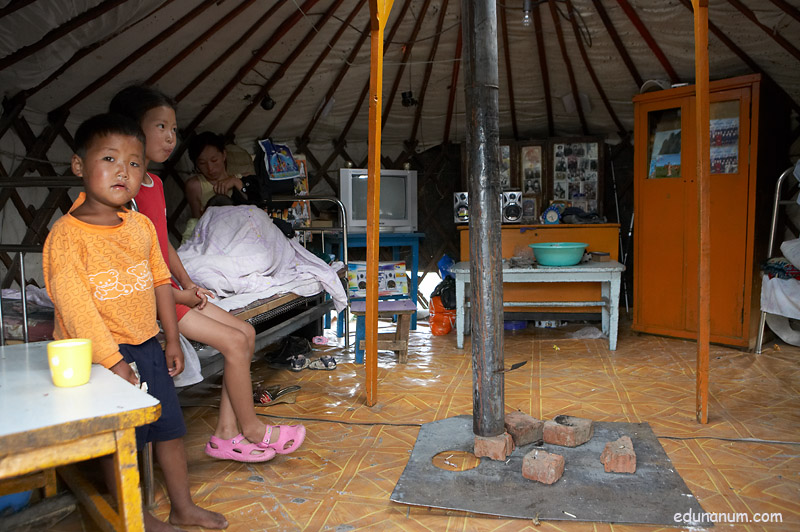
top-left (391, 415), bottom-right (708, 527)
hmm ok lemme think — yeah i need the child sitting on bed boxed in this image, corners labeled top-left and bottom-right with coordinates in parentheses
top-left (109, 85), bottom-right (305, 461)
top-left (42, 113), bottom-right (228, 531)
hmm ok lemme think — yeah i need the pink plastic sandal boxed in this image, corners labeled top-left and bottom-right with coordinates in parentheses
top-left (205, 434), bottom-right (277, 462)
top-left (259, 424), bottom-right (306, 454)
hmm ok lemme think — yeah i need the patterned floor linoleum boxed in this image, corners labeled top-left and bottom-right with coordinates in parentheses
top-left (52, 316), bottom-right (799, 531)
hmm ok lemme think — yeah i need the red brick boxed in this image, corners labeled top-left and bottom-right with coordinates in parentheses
top-left (473, 432), bottom-right (515, 461)
top-left (600, 435), bottom-right (636, 474)
top-left (522, 449), bottom-right (565, 485)
top-left (504, 411), bottom-right (544, 446)
top-left (543, 415), bottom-right (594, 447)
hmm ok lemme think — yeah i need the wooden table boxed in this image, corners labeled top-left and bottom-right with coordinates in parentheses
top-left (0, 342), bottom-right (160, 531)
top-left (453, 260), bottom-right (625, 351)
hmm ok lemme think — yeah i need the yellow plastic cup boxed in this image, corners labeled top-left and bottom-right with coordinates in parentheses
top-left (47, 339), bottom-right (92, 387)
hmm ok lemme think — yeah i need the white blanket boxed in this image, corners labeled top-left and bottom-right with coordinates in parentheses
top-left (761, 274), bottom-right (800, 321)
top-left (177, 205), bottom-right (347, 313)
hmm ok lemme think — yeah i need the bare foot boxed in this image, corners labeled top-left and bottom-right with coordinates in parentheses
top-left (169, 504), bottom-right (228, 530)
top-left (145, 510), bottom-right (185, 532)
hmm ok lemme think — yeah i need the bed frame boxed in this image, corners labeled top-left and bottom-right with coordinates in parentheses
top-left (190, 273), bottom-right (347, 380)
top-left (754, 165), bottom-right (797, 354)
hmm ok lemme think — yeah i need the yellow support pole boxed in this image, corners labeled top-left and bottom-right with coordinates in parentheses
top-left (693, 0), bottom-right (710, 424)
top-left (366, 0), bottom-right (394, 406)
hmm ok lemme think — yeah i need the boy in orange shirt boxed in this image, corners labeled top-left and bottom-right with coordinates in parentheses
top-left (43, 113), bottom-right (230, 531)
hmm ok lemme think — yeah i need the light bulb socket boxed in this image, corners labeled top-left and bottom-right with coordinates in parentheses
top-left (522, 0), bottom-right (533, 27)
top-left (401, 90), bottom-right (417, 107)
top-left (260, 94), bottom-right (275, 111)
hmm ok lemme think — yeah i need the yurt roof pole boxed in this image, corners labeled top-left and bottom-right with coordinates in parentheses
top-left (531, 3), bottom-right (554, 136)
top-left (548, 0), bottom-right (587, 135)
top-left (590, 0), bottom-right (643, 89)
top-left (462, 0), bottom-right (505, 437)
top-left (365, 0), bottom-right (394, 407)
top-left (412, 0), bottom-right (450, 144)
top-left (263, 0), bottom-right (368, 140)
top-left (442, 27), bottom-right (462, 144)
top-left (693, 0), bottom-right (710, 424)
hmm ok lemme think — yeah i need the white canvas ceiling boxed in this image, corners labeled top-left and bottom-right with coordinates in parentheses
top-left (0, 0), bottom-right (798, 177)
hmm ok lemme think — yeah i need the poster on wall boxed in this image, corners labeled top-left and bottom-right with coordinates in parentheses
top-left (648, 129), bottom-right (681, 179)
top-left (550, 138), bottom-right (602, 214)
top-left (709, 117), bottom-right (739, 174)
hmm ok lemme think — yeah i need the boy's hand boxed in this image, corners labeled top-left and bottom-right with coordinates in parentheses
top-left (164, 341), bottom-right (184, 377)
top-left (108, 359), bottom-right (138, 386)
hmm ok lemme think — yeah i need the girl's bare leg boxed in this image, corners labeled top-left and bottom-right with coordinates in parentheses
top-left (178, 305), bottom-right (281, 443)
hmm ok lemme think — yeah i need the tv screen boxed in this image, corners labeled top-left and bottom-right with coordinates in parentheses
top-left (340, 168), bottom-right (417, 233)
top-left (351, 173), bottom-right (407, 220)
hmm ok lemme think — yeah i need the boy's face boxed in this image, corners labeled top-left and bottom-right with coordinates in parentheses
top-left (140, 105), bottom-right (177, 165)
top-left (72, 133), bottom-right (145, 209)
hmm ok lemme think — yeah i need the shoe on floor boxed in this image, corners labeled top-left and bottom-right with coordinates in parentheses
top-left (308, 355), bottom-right (336, 370)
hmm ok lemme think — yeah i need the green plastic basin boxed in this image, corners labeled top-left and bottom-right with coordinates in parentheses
top-left (529, 242), bottom-right (588, 266)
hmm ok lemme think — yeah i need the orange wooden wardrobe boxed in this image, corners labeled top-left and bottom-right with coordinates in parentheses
top-left (632, 74), bottom-right (791, 349)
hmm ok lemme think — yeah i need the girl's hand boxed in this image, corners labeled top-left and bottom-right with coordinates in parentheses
top-left (213, 176), bottom-right (238, 195)
top-left (181, 284), bottom-right (214, 310)
top-left (193, 286), bottom-right (214, 310)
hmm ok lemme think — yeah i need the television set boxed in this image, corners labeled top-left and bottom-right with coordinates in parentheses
top-left (339, 168), bottom-right (418, 233)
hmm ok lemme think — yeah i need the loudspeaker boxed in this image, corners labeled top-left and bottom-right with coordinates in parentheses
top-left (502, 191), bottom-right (523, 223)
top-left (453, 192), bottom-right (469, 223)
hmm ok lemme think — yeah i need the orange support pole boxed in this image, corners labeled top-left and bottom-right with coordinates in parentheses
top-left (693, 0), bottom-right (710, 424)
top-left (365, 0), bottom-right (394, 406)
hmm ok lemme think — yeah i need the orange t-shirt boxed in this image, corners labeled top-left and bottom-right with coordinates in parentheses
top-left (43, 193), bottom-right (172, 368)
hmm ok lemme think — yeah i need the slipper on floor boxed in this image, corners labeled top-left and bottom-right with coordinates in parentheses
top-left (264, 336), bottom-right (311, 369)
top-left (254, 384), bottom-right (301, 405)
top-left (308, 355), bottom-right (336, 370)
top-left (205, 434), bottom-right (277, 463)
top-left (289, 354), bottom-right (310, 372)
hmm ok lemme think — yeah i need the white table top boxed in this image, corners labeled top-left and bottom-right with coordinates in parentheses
top-left (0, 341), bottom-right (159, 440)
top-left (452, 259), bottom-right (624, 274)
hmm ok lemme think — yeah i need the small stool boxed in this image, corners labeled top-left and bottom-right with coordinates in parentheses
top-left (350, 299), bottom-right (416, 364)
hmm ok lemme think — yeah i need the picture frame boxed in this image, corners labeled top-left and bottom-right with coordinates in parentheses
top-left (522, 197), bottom-right (538, 224)
top-left (459, 141), bottom-right (518, 191)
top-left (548, 136), bottom-right (604, 215)
top-left (499, 142), bottom-right (514, 190)
top-left (518, 141), bottom-right (546, 222)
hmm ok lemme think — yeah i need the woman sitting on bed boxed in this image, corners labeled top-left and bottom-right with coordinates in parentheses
top-left (186, 132), bottom-right (246, 219)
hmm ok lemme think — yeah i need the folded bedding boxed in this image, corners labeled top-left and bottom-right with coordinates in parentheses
top-left (177, 205), bottom-right (347, 313)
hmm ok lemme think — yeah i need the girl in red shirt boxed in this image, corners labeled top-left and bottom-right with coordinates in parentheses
top-left (110, 85), bottom-right (305, 463)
